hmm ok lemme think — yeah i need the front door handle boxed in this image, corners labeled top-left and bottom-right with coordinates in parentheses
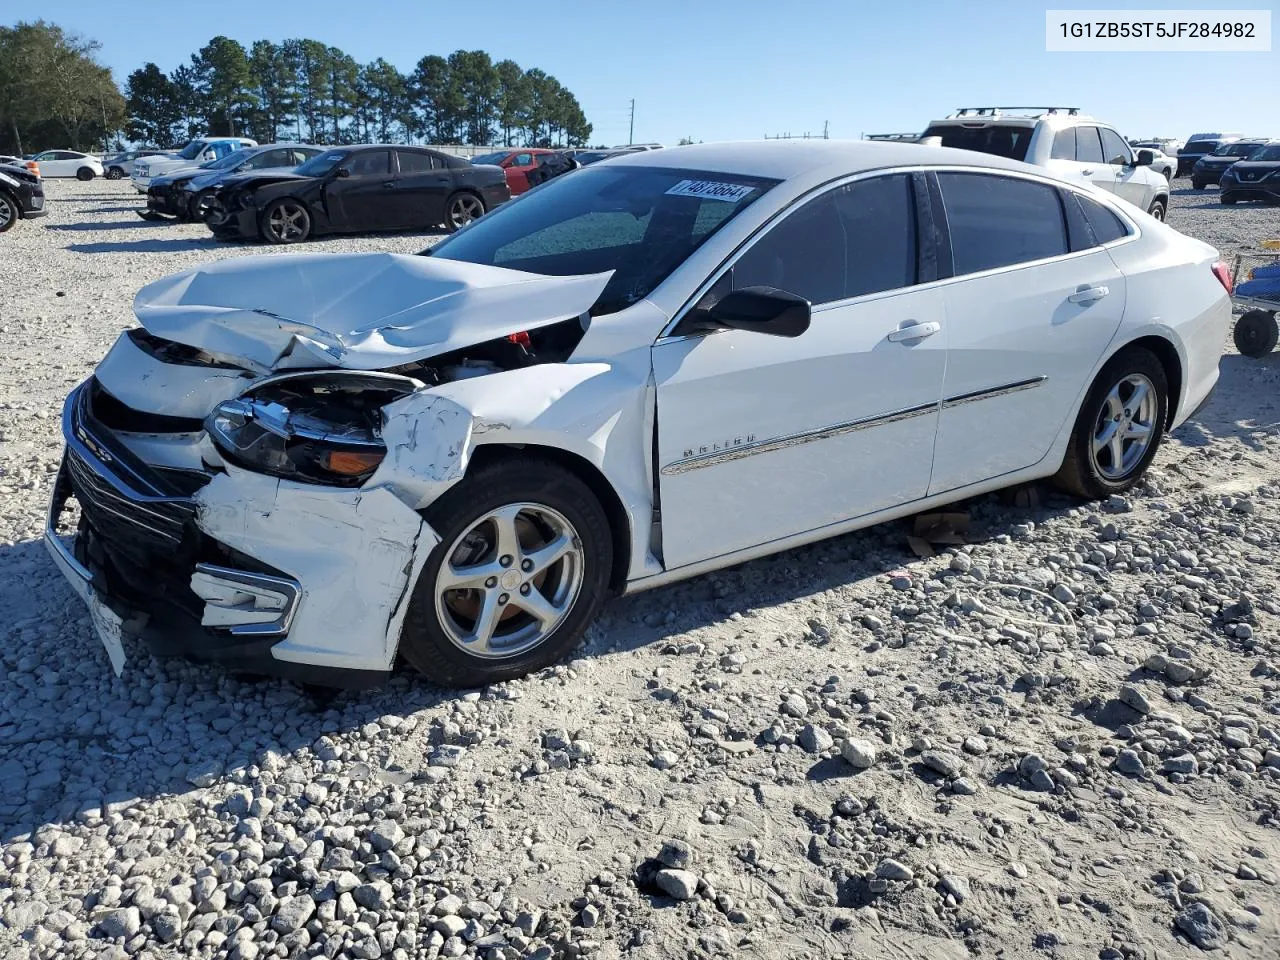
top-left (887, 320), bottom-right (941, 343)
top-left (1068, 285), bottom-right (1109, 304)
top-left (1082, 168), bottom-right (1096, 176)
top-left (382, 181), bottom-right (397, 189)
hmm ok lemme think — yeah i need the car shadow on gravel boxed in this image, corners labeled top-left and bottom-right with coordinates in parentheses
top-left (65, 239), bottom-right (219, 254)
top-left (47, 219), bottom-right (177, 232)
top-left (1173, 354), bottom-right (1280, 451)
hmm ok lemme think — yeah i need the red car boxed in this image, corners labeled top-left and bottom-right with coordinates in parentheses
top-left (470, 148), bottom-right (560, 195)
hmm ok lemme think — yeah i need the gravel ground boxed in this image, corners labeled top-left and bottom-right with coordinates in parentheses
top-left (2, 179), bottom-right (1280, 960)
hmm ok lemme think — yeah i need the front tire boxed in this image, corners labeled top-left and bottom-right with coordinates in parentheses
top-left (190, 189), bottom-right (216, 221)
top-left (106, 167), bottom-right (124, 180)
top-left (0, 192), bottom-right (17, 233)
top-left (1053, 346), bottom-right (1168, 499)
top-left (1146, 198), bottom-right (1167, 221)
top-left (1221, 193), bottom-right (1238, 205)
top-left (445, 192), bottom-right (485, 232)
top-left (261, 199), bottom-right (311, 244)
top-left (76, 167), bottom-right (96, 182)
top-left (400, 456), bottom-right (613, 688)
top-left (1234, 310), bottom-right (1279, 358)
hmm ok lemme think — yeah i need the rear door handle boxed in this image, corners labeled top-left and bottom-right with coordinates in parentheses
top-left (382, 181), bottom-right (397, 189)
top-left (1068, 285), bottom-right (1110, 304)
top-left (1081, 168), bottom-right (1096, 176)
top-left (887, 320), bottom-right (941, 343)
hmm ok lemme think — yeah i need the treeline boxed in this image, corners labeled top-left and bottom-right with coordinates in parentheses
top-left (0, 22), bottom-right (126, 155)
top-left (126, 38), bottom-right (593, 150)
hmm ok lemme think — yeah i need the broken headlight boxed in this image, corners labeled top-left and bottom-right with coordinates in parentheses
top-left (206, 372), bottom-right (419, 487)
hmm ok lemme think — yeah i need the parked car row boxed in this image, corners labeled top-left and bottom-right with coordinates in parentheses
top-left (138, 144), bottom-right (325, 222)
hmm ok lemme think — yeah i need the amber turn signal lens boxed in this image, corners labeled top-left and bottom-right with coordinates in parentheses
top-left (322, 450), bottom-right (385, 476)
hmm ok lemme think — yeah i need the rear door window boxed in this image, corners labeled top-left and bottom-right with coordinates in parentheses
top-left (396, 150), bottom-right (436, 175)
top-left (1050, 128), bottom-right (1077, 161)
top-left (1099, 128), bottom-right (1132, 165)
top-left (1075, 127), bottom-right (1106, 164)
top-left (936, 173), bottom-right (1068, 275)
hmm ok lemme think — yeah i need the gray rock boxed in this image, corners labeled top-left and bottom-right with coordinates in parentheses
top-left (951, 777), bottom-right (980, 795)
top-left (1162, 754), bottom-right (1199, 775)
top-left (779, 694), bottom-right (809, 718)
top-left (271, 895), bottom-right (315, 933)
top-left (369, 820), bottom-right (404, 852)
top-left (353, 881), bottom-right (394, 912)
top-left (434, 915), bottom-right (466, 938)
top-left (876, 858), bottom-right (914, 881)
top-left (961, 736), bottom-right (988, 755)
top-left (656, 869), bottom-right (699, 900)
top-left (840, 738), bottom-right (878, 769)
top-left (1029, 769), bottom-right (1056, 792)
top-left (1174, 902), bottom-right (1225, 950)
top-left (657, 839), bottom-right (692, 869)
top-left (150, 912), bottom-right (182, 943)
top-left (98, 907), bottom-right (141, 939)
top-left (1119, 685), bottom-right (1153, 715)
top-left (940, 874), bottom-right (971, 902)
top-left (1115, 749), bottom-right (1146, 777)
top-left (798, 724), bottom-right (834, 754)
top-left (921, 750), bottom-right (963, 779)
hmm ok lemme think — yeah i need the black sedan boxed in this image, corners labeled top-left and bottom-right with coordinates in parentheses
top-left (0, 162), bottom-right (47, 233)
top-left (141, 144), bottom-right (324, 221)
top-left (1190, 139), bottom-right (1270, 189)
top-left (1220, 141), bottom-right (1280, 204)
top-left (205, 145), bottom-right (511, 244)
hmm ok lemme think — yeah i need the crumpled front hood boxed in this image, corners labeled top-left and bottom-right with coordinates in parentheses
top-left (189, 165), bottom-right (296, 190)
top-left (132, 252), bottom-right (612, 371)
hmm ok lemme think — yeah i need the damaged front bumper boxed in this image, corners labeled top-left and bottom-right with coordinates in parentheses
top-left (44, 380), bottom-right (437, 688)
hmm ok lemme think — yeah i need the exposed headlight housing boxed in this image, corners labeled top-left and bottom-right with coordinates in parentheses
top-left (206, 372), bottom-right (420, 487)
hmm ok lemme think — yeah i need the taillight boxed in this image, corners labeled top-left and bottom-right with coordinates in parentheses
top-left (1211, 261), bottom-right (1233, 295)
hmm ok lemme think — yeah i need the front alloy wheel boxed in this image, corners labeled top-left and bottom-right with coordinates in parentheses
top-left (446, 193), bottom-right (485, 231)
top-left (0, 193), bottom-right (16, 232)
top-left (400, 456), bottom-right (612, 687)
top-left (262, 199), bottom-right (311, 244)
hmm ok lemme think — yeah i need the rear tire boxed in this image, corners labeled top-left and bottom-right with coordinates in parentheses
top-left (0, 192), bottom-right (18, 233)
top-left (76, 167), bottom-right (95, 181)
top-left (1053, 346), bottom-right (1169, 499)
top-left (1191, 180), bottom-right (1205, 190)
top-left (1146, 198), bottom-right (1166, 221)
top-left (444, 191), bottom-right (485, 232)
top-left (400, 456), bottom-right (612, 688)
top-left (106, 167), bottom-right (124, 180)
top-left (1221, 194), bottom-right (1238, 205)
top-left (1233, 310), bottom-right (1279, 358)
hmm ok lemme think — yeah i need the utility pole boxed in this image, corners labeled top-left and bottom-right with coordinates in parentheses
top-left (628, 99), bottom-right (635, 146)
top-left (823, 120), bottom-right (829, 140)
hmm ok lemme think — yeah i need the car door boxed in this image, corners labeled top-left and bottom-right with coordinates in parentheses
top-left (504, 152), bottom-right (535, 193)
top-left (926, 171), bottom-right (1127, 495)
top-left (653, 173), bottom-right (949, 569)
top-left (392, 150), bottom-right (452, 227)
top-left (1100, 127), bottom-right (1150, 206)
top-left (325, 150), bottom-right (395, 231)
top-left (35, 151), bottom-right (71, 177)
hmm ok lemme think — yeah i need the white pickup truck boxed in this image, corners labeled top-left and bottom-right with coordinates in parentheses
top-left (131, 137), bottom-right (257, 192)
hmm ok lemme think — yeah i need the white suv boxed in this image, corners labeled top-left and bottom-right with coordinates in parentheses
top-left (131, 137), bottom-right (257, 192)
top-left (921, 107), bottom-right (1171, 221)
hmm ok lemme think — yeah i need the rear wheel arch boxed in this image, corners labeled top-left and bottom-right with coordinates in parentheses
top-left (1122, 334), bottom-right (1183, 429)
top-left (465, 443), bottom-right (633, 593)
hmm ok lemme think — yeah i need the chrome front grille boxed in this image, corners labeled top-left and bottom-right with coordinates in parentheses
top-left (64, 448), bottom-right (193, 546)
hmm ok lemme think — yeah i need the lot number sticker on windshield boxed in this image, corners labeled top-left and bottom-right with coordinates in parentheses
top-left (665, 179), bottom-right (756, 202)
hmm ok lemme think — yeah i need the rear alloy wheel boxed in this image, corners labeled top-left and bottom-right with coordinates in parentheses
top-left (76, 167), bottom-right (96, 181)
top-left (0, 192), bottom-right (17, 233)
top-left (261, 199), bottom-right (311, 244)
top-left (1053, 346), bottom-right (1168, 499)
top-left (400, 457), bottom-right (612, 687)
top-left (1233, 310), bottom-right (1280, 358)
top-left (445, 192), bottom-right (485, 232)
top-left (1146, 198), bottom-right (1167, 221)
top-left (106, 167), bottom-right (124, 180)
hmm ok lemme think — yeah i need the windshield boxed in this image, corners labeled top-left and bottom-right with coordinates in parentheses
top-left (1248, 145), bottom-right (1280, 162)
top-left (202, 150), bottom-right (245, 171)
top-left (921, 124), bottom-right (1031, 161)
top-left (428, 166), bottom-right (777, 316)
top-left (178, 141), bottom-right (206, 160)
top-left (295, 150), bottom-right (347, 178)
top-left (471, 151), bottom-right (510, 166)
top-left (1214, 142), bottom-right (1261, 157)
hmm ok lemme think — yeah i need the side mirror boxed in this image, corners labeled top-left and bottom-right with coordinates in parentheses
top-left (699, 286), bottom-right (811, 338)
top-left (334, 167), bottom-right (351, 178)
top-left (1134, 149), bottom-right (1154, 167)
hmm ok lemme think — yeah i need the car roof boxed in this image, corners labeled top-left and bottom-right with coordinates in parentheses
top-left (606, 139), bottom-right (1039, 181)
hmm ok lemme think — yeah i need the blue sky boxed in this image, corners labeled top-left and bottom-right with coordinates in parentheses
top-left (21, 0), bottom-right (1280, 145)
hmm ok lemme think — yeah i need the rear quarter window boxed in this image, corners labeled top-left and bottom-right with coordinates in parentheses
top-left (936, 173), bottom-right (1068, 274)
top-left (921, 124), bottom-right (1032, 162)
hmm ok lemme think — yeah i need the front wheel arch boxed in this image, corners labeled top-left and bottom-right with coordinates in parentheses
top-left (466, 443), bottom-right (633, 593)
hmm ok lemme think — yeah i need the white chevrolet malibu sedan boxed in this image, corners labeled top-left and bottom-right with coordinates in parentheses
top-left (45, 141), bottom-right (1231, 688)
